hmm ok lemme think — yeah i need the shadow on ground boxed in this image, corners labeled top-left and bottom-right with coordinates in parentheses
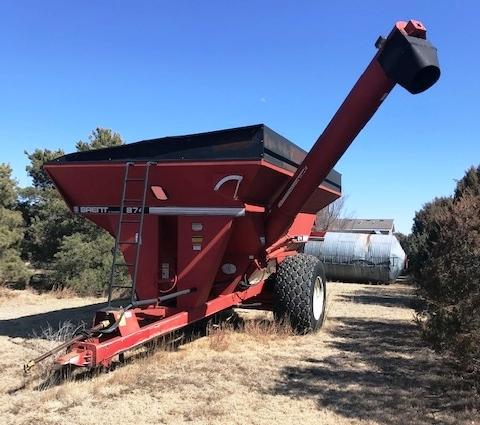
top-left (268, 288), bottom-right (478, 425)
top-left (0, 302), bottom-right (108, 338)
top-left (337, 292), bottom-right (415, 309)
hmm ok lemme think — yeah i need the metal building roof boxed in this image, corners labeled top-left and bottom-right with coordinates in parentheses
top-left (329, 219), bottom-right (395, 234)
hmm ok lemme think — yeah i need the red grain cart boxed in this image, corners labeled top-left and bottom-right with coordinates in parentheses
top-left (26, 20), bottom-right (440, 371)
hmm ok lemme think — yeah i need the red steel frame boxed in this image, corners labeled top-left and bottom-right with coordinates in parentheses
top-left (42, 20), bottom-right (439, 369)
top-left (48, 158), bottom-right (324, 368)
top-left (57, 283), bottom-right (267, 367)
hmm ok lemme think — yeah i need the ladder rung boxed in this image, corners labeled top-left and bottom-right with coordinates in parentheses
top-left (108, 160), bottom-right (152, 306)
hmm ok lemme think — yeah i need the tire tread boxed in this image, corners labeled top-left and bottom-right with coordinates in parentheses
top-left (273, 254), bottom-right (325, 333)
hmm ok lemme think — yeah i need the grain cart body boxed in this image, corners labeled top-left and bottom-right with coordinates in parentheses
top-left (35, 20), bottom-right (439, 370)
top-left (46, 125), bottom-right (342, 307)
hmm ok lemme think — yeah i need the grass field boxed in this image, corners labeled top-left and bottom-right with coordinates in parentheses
top-left (0, 282), bottom-right (478, 425)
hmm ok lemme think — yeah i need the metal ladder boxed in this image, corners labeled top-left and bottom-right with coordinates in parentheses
top-left (107, 161), bottom-right (154, 306)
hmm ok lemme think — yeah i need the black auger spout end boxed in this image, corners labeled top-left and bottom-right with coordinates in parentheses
top-left (377, 20), bottom-right (440, 94)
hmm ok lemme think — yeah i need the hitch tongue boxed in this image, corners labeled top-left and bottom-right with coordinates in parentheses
top-left (23, 320), bottom-right (110, 373)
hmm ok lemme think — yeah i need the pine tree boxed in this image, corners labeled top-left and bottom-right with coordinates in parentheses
top-left (0, 164), bottom-right (29, 284)
top-left (408, 164), bottom-right (480, 385)
top-left (75, 128), bottom-right (123, 152)
top-left (22, 129), bottom-right (127, 294)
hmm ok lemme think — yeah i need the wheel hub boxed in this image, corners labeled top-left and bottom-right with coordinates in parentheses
top-left (313, 276), bottom-right (325, 320)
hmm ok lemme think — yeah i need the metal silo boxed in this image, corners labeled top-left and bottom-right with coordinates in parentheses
top-left (304, 232), bottom-right (406, 283)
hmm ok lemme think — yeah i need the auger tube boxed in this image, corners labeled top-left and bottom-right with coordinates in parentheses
top-left (266, 20), bottom-right (440, 244)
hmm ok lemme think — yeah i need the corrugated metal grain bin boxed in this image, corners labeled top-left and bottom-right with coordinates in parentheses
top-left (304, 232), bottom-right (406, 283)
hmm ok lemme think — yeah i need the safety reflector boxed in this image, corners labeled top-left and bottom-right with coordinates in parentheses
top-left (151, 186), bottom-right (168, 200)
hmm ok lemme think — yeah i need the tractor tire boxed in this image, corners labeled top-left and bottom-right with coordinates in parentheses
top-left (272, 254), bottom-right (327, 334)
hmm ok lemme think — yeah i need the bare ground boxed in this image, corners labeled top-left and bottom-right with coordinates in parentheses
top-left (0, 283), bottom-right (478, 425)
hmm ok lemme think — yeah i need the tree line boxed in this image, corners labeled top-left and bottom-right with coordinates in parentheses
top-left (0, 128), bottom-right (127, 294)
top-left (402, 165), bottom-right (480, 390)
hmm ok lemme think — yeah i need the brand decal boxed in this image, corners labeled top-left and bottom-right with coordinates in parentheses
top-left (81, 206), bottom-right (109, 214)
top-left (73, 206), bottom-right (149, 214)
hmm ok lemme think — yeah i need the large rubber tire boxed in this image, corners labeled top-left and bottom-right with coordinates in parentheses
top-left (272, 254), bottom-right (327, 334)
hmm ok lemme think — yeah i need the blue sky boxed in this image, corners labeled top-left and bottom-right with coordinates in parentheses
top-left (1, 1), bottom-right (478, 233)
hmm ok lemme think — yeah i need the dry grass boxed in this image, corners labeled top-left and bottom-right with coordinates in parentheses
top-left (0, 286), bottom-right (20, 304)
top-left (207, 325), bottom-right (231, 351)
top-left (241, 313), bottom-right (293, 341)
top-left (206, 312), bottom-right (292, 351)
top-left (0, 283), bottom-right (479, 425)
top-left (30, 321), bottom-right (86, 389)
top-left (49, 287), bottom-right (79, 299)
